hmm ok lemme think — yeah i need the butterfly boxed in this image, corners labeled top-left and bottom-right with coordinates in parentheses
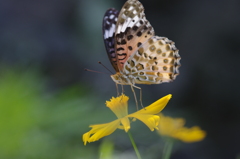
top-left (102, 0), bottom-right (181, 92)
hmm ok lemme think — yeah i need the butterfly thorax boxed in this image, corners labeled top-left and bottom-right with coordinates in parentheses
top-left (111, 72), bottom-right (134, 85)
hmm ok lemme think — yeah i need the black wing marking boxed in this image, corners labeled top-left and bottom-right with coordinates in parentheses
top-left (102, 8), bottom-right (119, 72)
top-left (114, 0), bottom-right (154, 71)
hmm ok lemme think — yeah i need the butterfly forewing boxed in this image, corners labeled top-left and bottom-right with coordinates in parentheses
top-left (124, 36), bottom-right (181, 84)
top-left (103, 8), bottom-right (119, 72)
top-left (102, 0), bottom-right (181, 86)
top-left (114, 0), bottom-right (154, 71)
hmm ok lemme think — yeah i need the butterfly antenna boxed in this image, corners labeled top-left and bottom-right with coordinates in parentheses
top-left (98, 61), bottom-right (114, 74)
top-left (84, 68), bottom-right (109, 75)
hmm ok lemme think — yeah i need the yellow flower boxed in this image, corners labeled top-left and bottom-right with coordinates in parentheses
top-left (157, 114), bottom-right (206, 143)
top-left (83, 94), bottom-right (172, 145)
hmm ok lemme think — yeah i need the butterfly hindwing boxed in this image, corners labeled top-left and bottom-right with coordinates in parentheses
top-left (102, 0), bottom-right (181, 86)
top-left (123, 36), bottom-right (181, 84)
top-left (114, 0), bottom-right (154, 71)
top-left (103, 8), bottom-right (119, 72)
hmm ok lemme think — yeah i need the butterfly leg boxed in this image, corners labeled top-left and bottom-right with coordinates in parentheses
top-left (115, 83), bottom-right (120, 96)
top-left (132, 85), bottom-right (144, 109)
top-left (121, 84), bottom-right (124, 95)
top-left (130, 85), bottom-right (139, 109)
top-left (117, 84), bottom-right (125, 103)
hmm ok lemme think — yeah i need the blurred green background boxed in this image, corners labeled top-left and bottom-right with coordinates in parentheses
top-left (0, 0), bottom-right (240, 158)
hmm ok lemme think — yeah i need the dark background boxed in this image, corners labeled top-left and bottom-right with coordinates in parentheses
top-left (0, 0), bottom-right (239, 158)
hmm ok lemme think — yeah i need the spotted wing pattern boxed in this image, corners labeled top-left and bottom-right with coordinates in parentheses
top-left (103, 0), bottom-right (181, 85)
top-left (103, 8), bottom-right (119, 72)
top-left (114, 0), bottom-right (154, 71)
top-left (124, 36), bottom-right (181, 84)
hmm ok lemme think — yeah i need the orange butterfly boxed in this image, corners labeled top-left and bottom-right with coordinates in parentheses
top-left (102, 0), bottom-right (181, 106)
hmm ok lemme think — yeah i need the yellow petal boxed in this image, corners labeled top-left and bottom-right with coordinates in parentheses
top-left (137, 94), bottom-right (172, 114)
top-left (120, 117), bottom-right (131, 132)
top-left (158, 114), bottom-right (185, 136)
top-left (157, 114), bottom-right (206, 143)
top-left (130, 114), bottom-right (160, 131)
top-left (106, 94), bottom-right (129, 118)
top-left (173, 126), bottom-right (206, 143)
top-left (122, 95), bottom-right (171, 131)
top-left (83, 119), bottom-right (121, 145)
top-left (83, 94), bottom-right (173, 145)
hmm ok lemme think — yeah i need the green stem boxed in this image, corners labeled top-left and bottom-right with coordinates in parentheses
top-left (162, 139), bottom-right (174, 159)
top-left (127, 131), bottom-right (142, 159)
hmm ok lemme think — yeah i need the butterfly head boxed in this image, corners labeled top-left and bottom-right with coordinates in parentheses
top-left (111, 72), bottom-right (133, 85)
